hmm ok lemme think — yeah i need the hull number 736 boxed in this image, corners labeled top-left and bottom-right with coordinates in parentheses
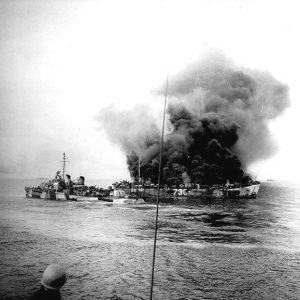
top-left (173, 189), bottom-right (187, 196)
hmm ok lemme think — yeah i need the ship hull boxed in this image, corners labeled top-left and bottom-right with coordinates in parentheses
top-left (25, 187), bottom-right (70, 201)
top-left (25, 188), bottom-right (42, 199)
top-left (40, 190), bottom-right (56, 200)
top-left (55, 192), bottom-right (69, 201)
top-left (131, 183), bottom-right (261, 200)
top-left (186, 183), bottom-right (260, 199)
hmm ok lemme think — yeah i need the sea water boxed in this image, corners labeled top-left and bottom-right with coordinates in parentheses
top-left (0, 179), bottom-right (300, 299)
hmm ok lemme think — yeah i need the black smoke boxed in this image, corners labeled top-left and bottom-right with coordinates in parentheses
top-left (98, 53), bottom-right (289, 186)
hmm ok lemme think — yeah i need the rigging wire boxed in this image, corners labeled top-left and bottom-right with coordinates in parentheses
top-left (150, 73), bottom-right (169, 300)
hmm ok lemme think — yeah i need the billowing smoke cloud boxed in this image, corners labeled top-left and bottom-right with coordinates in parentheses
top-left (98, 53), bottom-right (289, 186)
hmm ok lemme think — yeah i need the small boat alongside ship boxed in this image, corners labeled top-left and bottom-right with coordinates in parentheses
top-left (99, 189), bottom-right (145, 204)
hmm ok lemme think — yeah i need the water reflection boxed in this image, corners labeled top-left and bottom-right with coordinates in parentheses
top-left (129, 184), bottom-right (298, 248)
top-left (1, 180), bottom-right (300, 299)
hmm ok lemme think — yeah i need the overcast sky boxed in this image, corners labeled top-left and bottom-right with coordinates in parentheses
top-left (0, 0), bottom-right (299, 181)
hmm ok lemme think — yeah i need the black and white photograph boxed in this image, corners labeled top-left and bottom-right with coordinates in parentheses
top-left (0, 0), bottom-right (300, 299)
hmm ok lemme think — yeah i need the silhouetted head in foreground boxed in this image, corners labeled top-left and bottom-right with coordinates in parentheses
top-left (30, 264), bottom-right (67, 300)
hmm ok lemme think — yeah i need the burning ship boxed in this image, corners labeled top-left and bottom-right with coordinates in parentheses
top-left (98, 53), bottom-right (289, 200)
top-left (111, 178), bottom-right (260, 201)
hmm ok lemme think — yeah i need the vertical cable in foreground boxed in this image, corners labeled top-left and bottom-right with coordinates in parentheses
top-left (150, 74), bottom-right (169, 300)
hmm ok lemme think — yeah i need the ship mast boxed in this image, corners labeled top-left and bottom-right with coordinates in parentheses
top-left (60, 153), bottom-right (70, 180)
top-left (138, 157), bottom-right (141, 185)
